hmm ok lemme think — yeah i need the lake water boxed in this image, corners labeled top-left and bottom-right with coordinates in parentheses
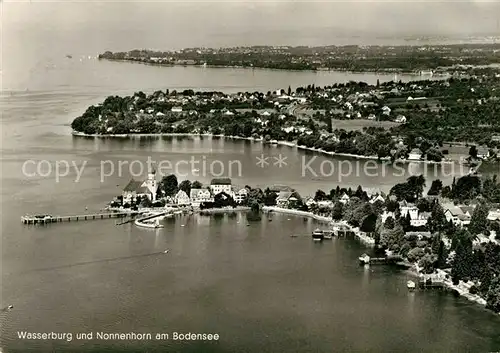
top-left (1, 39), bottom-right (500, 353)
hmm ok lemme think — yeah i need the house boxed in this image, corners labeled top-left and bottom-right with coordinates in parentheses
top-left (381, 211), bottom-right (396, 224)
top-left (171, 106), bottom-right (183, 113)
top-left (400, 203), bottom-right (429, 227)
top-left (174, 190), bottom-right (190, 205)
top-left (404, 231), bottom-right (432, 240)
top-left (276, 191), bottom-right (293, 208)
top-left (304, 197), bottom-right (316, 207)
top-left (317, 200), bottom-right (334, 209)
top-left (122, 167), bottom-right (158, 203)
top-left (339, 193), bottom-right (350, 204)
top-left (233, 188), bottom-right (248, 204)
top-left (276, 191), bottom-right (301, 208)
top-left (491, 135), bottom-right (500, 143)
top-left (369, 194), bottom-right (385, 204)
top-left (408, 148), bottom-right (422, 161)
top-left (395, 115), bottom-right (406, 123)
top-left (443, 204), bottom-right (472, 226)
top-left (477, 146), bottom-right (490, 159)
top-left (488, 209), bottom-right (500, 221)
top-left (381, 106), bottom-right (391, 115)
top-left (367, 114), bottom-right (376, 121)
top-left (189, 189), bottom-right (213, 206)
top-left (210, 178), bottom-right (232, 196)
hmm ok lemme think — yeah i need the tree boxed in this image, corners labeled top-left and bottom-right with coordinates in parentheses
top-left (287, 85), bottom-right (292, 95)
top-left (486, 277), bottom-right (500, 313)
top-left (314, 189), bottom-right (328, 201)
top-left (384, 216), bottom-right (395, 230)
top-left (178, 180), bottom-right (192, 195)
top-left (407, 175), bottom-right (426, 198)
top-left (451, 240), bottom-right (473, 284)
top-left (468, 202), bottom-right (490, 236)
top-left (332, 201), bottom-right (343, 220)
top-left (469, 145), bottom-right (478, 159)
top-left (360, 214), bottom-right (377, 233)
top-left (428, 203), bottom-right (448, 233)
top-left (426, 147), bottom-right (443, 162)
top-left (427, 179), bottom-right (443, 196)
top-left (192, 180), bottom-right (203, 189)
top-left (380, 224), bottom-right (404, 251)
top-left (160, 174), bottom-right (178, 197)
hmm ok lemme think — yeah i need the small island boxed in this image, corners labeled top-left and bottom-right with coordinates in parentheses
top-left (72, 75), bottom-right (500, 163)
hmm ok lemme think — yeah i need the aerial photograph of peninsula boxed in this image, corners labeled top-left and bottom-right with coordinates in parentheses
top-left (1, 0), bottom-right (500, 352)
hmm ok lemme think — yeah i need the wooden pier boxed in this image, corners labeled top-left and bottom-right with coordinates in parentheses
top-left (21, 211), bottom-right (142, 225)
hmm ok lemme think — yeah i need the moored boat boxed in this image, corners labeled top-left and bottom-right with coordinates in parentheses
top-left (312, 228), bottom-right (324, 241)
top-left (407, 280), bottom-right (416, 290)
top-left (358, 253), bottom-right (370, 265)
top-left (323, 230), bottom-right (333, 239)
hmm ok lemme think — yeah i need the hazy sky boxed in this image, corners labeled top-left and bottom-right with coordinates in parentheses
top-left (4, 1), bottom-right (500, 38)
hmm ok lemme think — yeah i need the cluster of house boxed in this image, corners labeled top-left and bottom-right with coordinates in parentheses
top-left (172, 181), bottom-right (248, 208)
top-left (121, 170), bottom-right (248, 208)
top-left (379, 200), bottom-right (500, 229)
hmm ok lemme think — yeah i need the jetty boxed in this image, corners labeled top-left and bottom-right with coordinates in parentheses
top-left (21, 211), bottom-right (143, 225)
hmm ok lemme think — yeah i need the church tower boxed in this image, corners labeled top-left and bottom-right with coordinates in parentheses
top-left (144, 164), bottom-right (158, 201)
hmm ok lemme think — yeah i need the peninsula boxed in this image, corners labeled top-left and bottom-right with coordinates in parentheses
top-left (72, 76), bottom-right (500, 163)
top-left (98, 44), bottom-right (500, 74)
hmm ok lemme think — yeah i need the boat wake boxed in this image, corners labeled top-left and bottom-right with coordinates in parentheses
top-left (12, 252), bottom-right (167, 275)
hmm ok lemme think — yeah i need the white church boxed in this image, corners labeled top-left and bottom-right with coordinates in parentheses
top-left (122, 166), bottom-right (158, 203)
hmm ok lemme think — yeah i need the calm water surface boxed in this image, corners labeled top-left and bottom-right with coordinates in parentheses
top-left (1, 54), bottom-right (500, 353)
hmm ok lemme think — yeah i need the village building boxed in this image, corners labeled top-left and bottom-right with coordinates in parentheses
top-left (209, 178), bottom-right (232, 196)
top-left (339, 193), bottom-right (350, 204)
top-left (174, 190), bottom-right (191, 205)
top-left (122, 167), bottom-right (158, 203)
top-left (189, 188), bottom-right (213, 207)
top-left (443, 203), bottom-right (474, 226)
top-left (232, 188), bottom-right (248, 204)
top-left (408, 148), bottom-right (423, 161)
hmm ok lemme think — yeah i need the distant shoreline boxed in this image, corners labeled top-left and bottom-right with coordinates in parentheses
top-left (100, 58), bottom-right (433, 75)
top-left (72, 131), bottom-right (456, 165)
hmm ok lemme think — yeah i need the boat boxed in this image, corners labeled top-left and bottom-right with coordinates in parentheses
top-left (358, 253), bottom-right (370, 265)
top-left (7, 305), bottom-right (13, 310)
top-left (164, 250), bottom-right (169, 254)
top-left (66, 54), bottom-right (72, 59)
top-left (312, 228), bottom-right (324, 241)
top-left (323, 230), bottom-right (333, 239)
top-left (407, 280), bottom-right (416, 290)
